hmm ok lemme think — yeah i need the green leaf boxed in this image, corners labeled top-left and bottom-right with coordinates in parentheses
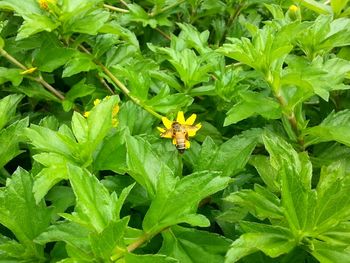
top-left (17, 14), bottom-right (59, 40)
top-left (225, 184), bottom-right (283, 221)
top-left (32, 153), bottom-right (71, 203)
top-left (0, 68), bottom-right (23, 86)
top-left (224, 91), bottom-right (281, 126)
top-left (249, 155), bottom-right (280, 192)
top-left (331, 0), bottom-right (349, 15)
top-left (0, 118), bottom-right (28, 169)
top-left (313, 160), bottom-right (350, 232)
top-left (118, 101), bottom-right (155, 135)
top-left (34, 35), bottom-right (76, 72)
top-left (62, 52), bottom-right (97, 78)
top-left (124, 253), bottom-right (178, 263)
top-left (71, 111), bottom-right (88, 144)
top-left (0, 168), bottom-right (51, 260)
top-left (25, 124), bottom-right (80, 162)
top-left (34, 221), bottom-right (92, 258)
top-left (263, 133), bottom-right (314, 232)
top-left (160, 225), bottom-right (231, 263)
top-left (225, 223), bottom-right (296, 263)
top-left (93, 129), bottom-right (128, 174)
top-left (86, 95), bottom-right (120, 150)
top-left (195, 129), bottom-right (259, 177)
top-left (310, 240), bottom-right (350, 263)
top-left (126, 135), bottom-right (173, 199)
top-left (142, 171), bottom-right (230, 233)
top-left (299, 0), bottom-right (333, 14)
top-left (304, 110), bottom-right (350, 147)
top-left (65, 164), bottom-right (119, 232)
top-left (146, 87), bottom-right (193, 114)
top-left (90, 217), bottom-right (129, 261)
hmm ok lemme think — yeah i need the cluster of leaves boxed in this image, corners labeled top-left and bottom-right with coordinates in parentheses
top-left (1, 0), bottom-right (350, 262)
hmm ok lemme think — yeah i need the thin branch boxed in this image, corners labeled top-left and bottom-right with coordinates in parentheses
top-left (77, 44), bottom-right (163, 119)
top-left (103, 4), bottom-right (129, 13)
top-left (154, 27), bottom-right (171, 40)
top-left (0, 48), bottom-right (65, 101)
top-left (150, 0), bottom-right (186, 17)
top-left (99, 76), bottom-right (115, 94)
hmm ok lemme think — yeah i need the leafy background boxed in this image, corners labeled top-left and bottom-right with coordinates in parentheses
top-left (0, 0), bottom-right (350, 262)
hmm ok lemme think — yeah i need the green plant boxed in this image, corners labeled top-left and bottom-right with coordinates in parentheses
top-left (0, 0), bottom-right (350, 262)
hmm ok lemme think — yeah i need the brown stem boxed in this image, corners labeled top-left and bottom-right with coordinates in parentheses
top-left (0, 48), bottom-right (65, 101)
top-left (77, 44), bottom-right (163, 119)
top-left (127, 233), bottom-right (150, 253)
top-left (103, 4), bottom-right (129, 13)
top-left (154, 27), bottom-right (171, 40)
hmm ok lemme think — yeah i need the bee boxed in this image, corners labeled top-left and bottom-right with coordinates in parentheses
top-left (160, 121), bottom-right (199, 154)
top-left (158, 112), bottom-right (202, 154)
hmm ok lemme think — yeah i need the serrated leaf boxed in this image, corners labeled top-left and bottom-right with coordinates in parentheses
top-left (0, 68), bottom-right (23, 86)
top-left (0, 168), bottom-right (51, 260)
top-left (160, 225), bottom-right (231, 263)
top-left (90, 217), bottom-right (129, 261)
top-left (195, 129), bottom-right (259, 177)
top-left (126, 135), bottom-right (173, 198)
top-left (124, 253), bottom-right (178, 263)
top-left (66, 164), bottom-right (119, 232)
top-left (32, 153), bottom-right (71, 203)
top-left (225, 223), bottom-right (296, 263)
top-left (62, 53), bottom-right (97, 78)
top-left (142, 171), bottom-right (230, 233)
top-left (304, 110), bottom-right (350, 147)
top-left (17, 14), bottom-right (59, 40)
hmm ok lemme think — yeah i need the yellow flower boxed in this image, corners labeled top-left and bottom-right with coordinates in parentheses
top-left (289, 5), bottom-right (298, 12)
top-left (38, 0), bottom-right (55, 9)
top-left (93, 99), bottom-right (101, 106)
top-left (83, 111), bottom-right (90, 118)
top-left (157, 111), bottom-right (201, 151)
top-left (20, 67), bottom-right (37, 75)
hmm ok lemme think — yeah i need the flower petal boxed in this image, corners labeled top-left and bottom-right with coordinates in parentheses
top-left (185, 140), bottom-right (190, 149)
top-left (176, 111), bottom-right (186, 124)
top-left (185, 114), bottom-right (197, 125)
top-left (162, 117), bottom-right (173, 129)
top-left (187, 123), bottom-right (201, 137)
top-left (157, 127), bottom-right (166, 133)
top-left (172, 138), bottom-right (177, 145)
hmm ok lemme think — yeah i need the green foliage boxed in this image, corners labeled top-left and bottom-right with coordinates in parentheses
top-left (0, 0), bottom-right (350, 262)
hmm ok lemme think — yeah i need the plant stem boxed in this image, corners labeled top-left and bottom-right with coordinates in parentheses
top-left (77, 44), bottom-right (163, 119)
top-left (150, 0), bottom-right (186, 16)
top-left (154, 27), bottom-right (171, 40)
top-left (0, 48), bottom-right (65, 101)
top-left (103, 4), bottom-right (129, 13)
top-left (127, 233), bottom-right (150, 253)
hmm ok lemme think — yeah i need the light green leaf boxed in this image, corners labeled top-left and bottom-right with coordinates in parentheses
top-left (90, 217), bottom-right (129, 261)
top-left (66, 164), bottom-right (119, 232)
top-left (304, 110), bottom-right (350, 147)
top-left (195, 129), bottom-right (260, 177)
top-left (224, 91), bottom-right (281, 126)
top-left (310, 240), bottom-right (350, 263)
top-left (263, 133), bottom-right (313, 232)
top-left (32, 153), bottom-right (71, 203)
top-left (160, 225), bottom-right (231, 263)
top-left (142, 171), bottom-right (230, 233)
top-left (17, 14), bottom-right (59, 40)
top-left (124, 253), bottom-right (178, 263)
top-left (0, 168), bottom-right (51, 259)
top-left (225, 223), bottom-right (296, 263)
top-left (0, 68), bottom-right (23, 86)
top-left (126, 135), bottom-right (173, 199)
top-left (299, 0), bottom-right (332, 14)
top-left (62, 53), bottom-right (97, 78)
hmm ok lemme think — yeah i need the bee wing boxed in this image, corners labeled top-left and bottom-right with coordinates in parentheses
top-left (183, 124), bottom-right (201, 137)
top-left (160, 128), bottom-right (173, 138)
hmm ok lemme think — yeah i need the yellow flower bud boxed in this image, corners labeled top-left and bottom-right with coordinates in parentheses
top-left (289, 5), bottom-right (298, 12)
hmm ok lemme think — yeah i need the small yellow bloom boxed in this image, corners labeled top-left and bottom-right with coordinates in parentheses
top-left (93, 99), bottom-right (101, 106)
top-left (83, 111), bottom-right (90, 118)
top-left (38, 0), bottom-right (55, 10)
top-left (112, 104), bottom-right (119, 117)
top-left (20, 67), bottom-right (37, 75)
top-left (289, 5), bottom-right (298, 12)
top-left (157, 111), bottom-right (201, 151)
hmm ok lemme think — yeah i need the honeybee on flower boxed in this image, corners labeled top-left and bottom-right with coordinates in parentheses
top-left (157, 111), bottom-right (202, 153)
